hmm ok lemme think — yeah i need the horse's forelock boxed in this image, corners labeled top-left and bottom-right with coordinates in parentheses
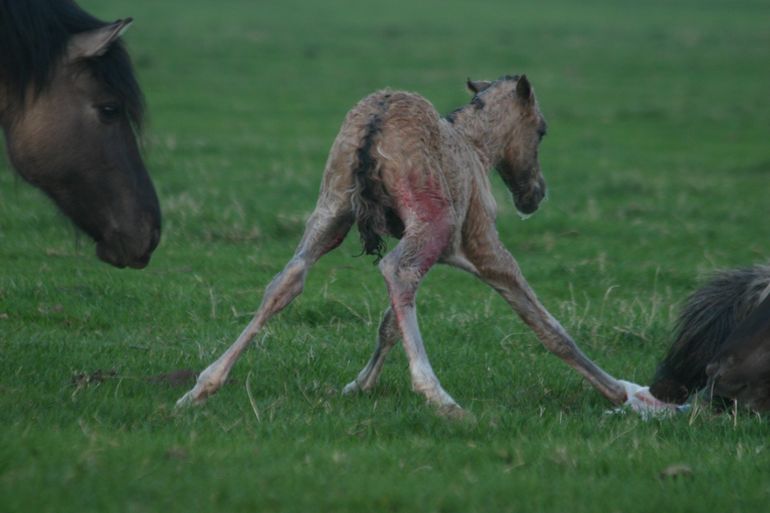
top-left (0, 0), bottom-right (144, 130)
top-left (0, 0), bottom-right (70, 101)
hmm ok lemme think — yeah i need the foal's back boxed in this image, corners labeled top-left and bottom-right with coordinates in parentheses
top-left (342, 90), bottom-right (443, 159)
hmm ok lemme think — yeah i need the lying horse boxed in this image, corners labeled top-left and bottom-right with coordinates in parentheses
top-left (651, 265), bottom-right (770, 411)
top-left (0, 0), bottom-right (160, 268)
top-left (179, 75), bottom-right (656, 415)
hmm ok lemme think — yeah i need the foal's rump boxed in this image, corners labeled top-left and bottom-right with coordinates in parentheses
top-left (343, 90), bottom-right (450, 258)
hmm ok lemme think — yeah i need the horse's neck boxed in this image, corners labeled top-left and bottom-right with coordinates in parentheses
top-left (0, 76), bottom-right (17, 129)
top-left (0, 73), bottom-right (9, 126)
top-left (0, 75), bottom-right (5, 123)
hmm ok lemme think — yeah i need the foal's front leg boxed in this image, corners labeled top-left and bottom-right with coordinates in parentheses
top-left (461, 234), bottom-right (629, 405)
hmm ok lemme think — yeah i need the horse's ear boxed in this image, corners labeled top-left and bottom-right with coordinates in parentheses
top-left (467, 79), bottom-right (492, 95)
top-left (516, 75), bottom-right (533, 103)
top-left (68, 18), bottom-right (133, 60)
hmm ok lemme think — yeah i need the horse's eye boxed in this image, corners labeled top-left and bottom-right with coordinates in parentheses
top-left (97, 104), bottom-right (122, 123)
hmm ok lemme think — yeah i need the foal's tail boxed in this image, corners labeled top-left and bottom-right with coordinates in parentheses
top-left (351, 99), bottom-right (397, 261)
top-left (649, 264), bottom-right (770, 403)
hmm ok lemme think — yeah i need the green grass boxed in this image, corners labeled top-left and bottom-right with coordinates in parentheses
top-left (2, 0), bottom-right (770, 511)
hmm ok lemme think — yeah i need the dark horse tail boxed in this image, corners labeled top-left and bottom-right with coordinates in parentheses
top-left (351, 95), bottom-right (402, 261)
top-left (650, 264), bottom-right (770, 404)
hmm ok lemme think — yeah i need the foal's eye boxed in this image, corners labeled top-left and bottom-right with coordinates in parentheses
top-left (97, 103), bottom-right (122, 124)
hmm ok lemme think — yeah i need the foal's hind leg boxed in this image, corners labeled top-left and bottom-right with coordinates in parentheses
top-left (176, 207), bottom-right (353, 407)
top-left (379, 229), bottom-right (463, 416)
top-left (342, 307), bottom-right (399, 394)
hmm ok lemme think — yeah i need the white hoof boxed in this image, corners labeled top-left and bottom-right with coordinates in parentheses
top-left (436, 402), bottom-right (471, 422)
top-left (175, 390), bottom-right (198, 409)
top-left (618, 379), bottom-right (684, 418)
top-left (341, 380), bottom-right (361, 396)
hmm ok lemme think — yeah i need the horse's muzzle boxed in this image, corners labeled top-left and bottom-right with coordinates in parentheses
top-left (96, 226), bottom-right (160, 269)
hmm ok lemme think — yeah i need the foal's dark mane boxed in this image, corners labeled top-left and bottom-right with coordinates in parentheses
top-left (0, 0), bottom-right (144, 129)
top-left (444, 74), bottom-right (520, 124)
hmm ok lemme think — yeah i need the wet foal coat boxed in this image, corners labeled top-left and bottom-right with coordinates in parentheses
top-left (179, 76), bottom-right (639, 414)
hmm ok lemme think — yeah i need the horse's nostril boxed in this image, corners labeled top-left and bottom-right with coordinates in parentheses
top-left (149, 227), bottom-right (161, 252)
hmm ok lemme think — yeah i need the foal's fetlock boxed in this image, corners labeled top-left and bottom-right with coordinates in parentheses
top-left (175, 373), bottom-right (223, 408)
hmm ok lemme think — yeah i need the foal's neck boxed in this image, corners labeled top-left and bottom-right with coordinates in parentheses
top-left (449, 105), bottom-right (512, 170)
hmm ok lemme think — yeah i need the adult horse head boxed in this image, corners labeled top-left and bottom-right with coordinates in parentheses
top-left (0, 0), bottom-right (160, 268)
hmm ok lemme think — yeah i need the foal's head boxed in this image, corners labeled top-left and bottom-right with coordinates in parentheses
top-left (467, 75), bottom-right (547, 216)
top-left (1, 11), bottom-right (160, 269)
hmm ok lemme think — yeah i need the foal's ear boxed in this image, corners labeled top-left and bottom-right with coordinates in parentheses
top-left (68, 18), bottom-right (133, 60)
top-left (515, 75), bottom-right (533, 103)
top-left (466, 79), bottom-right (492, 95)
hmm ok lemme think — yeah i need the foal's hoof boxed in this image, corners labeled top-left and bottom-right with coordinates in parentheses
top-left (618, 379), bottom-right (683, 419)
top-left (175, 390), bottom-right (201, 409)
top-left (341, 380), bottom-right (361, 396)
top-left (175, 383), bottom-right (213, 409)
top-left (437, 403), bottom-right (475, 424)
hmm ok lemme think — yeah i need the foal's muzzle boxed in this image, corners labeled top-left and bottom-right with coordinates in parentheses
top-left (513, 175), bottom-right (547, 216)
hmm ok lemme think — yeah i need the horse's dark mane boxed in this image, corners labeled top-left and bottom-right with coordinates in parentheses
top-left (0, 0), bottom-right (144, 129)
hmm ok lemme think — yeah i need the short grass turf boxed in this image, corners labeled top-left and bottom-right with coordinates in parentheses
top-left (1, 0), bottom-right (769, 512)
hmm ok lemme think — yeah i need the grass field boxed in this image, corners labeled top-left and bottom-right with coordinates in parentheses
top-left (2, 0), bottom-right (769, 511)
